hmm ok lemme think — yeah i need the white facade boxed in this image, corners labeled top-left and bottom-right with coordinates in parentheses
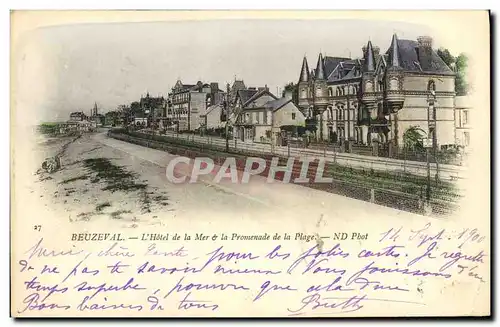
top-left (236, 94), bottom-right (306, 144)
top-left (203, 104), bottom-right (224, 129)
top-left (454, 95), bottom-right (472, 148)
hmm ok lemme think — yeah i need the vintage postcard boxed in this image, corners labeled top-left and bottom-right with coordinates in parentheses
top-left (10, 10), bottom-right (490, 317)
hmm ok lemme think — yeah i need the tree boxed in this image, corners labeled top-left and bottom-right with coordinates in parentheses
top-left (437, 48), bottom-right (455, 67)
top-left (282, 82), bottom-right (298, 103)
top-left (105, 110), bottom-right (121, 126)
top-left (130, 101), bottom-right (142, 115)
top-left (403, 126), bottom-right (425, 151)
top-left (282, 82), bottom-right (296, 94)
top-left (437, 48), bottom-right (469, 96)
top-left (455, 53), bottom-right (469, 95)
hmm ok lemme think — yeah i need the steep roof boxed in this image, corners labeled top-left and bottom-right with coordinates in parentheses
top-left (231, 80), bottom-right (246, 93)
top-left (343, 66), bottom-right (361, 79)
top-left (243, 89), bottom-right (277, 107)
top-left (298, 57), bottom-right (310, 83)
top-left (236, 89), bottom-right (259, 105)
top-left (264, 97), bottom-right (293, 112)
top-left (315, 53), bottom-right (326, 80)
top-left (324, 56), bottom-right (351, 80)
top-left (364, 40), bottom-right (376, 72)
top-left (387, 34), bottom-right (402, 70)
top-left (385, 37), bottom-right (454, 74)
top-left (328, 59), bottom-right (363, 82)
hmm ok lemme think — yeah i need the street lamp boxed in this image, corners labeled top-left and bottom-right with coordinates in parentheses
top-left (425, 133), bottom-right (431, 203)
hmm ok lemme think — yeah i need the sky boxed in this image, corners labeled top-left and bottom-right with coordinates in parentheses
top-left (12, 18), bottom-right (456, 123)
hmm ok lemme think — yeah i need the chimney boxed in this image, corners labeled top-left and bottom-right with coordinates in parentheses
top-left (417, 36), bottom-right (433, 48)
top-left (417, 36), bottom-right (433, 70)
top-left (210, 82), bottom-right (219, 92)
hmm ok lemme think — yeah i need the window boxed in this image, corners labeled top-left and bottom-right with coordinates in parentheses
top-left (292, 113), bottom-right (296, 120)
top-left (377, 103), bottom-right (383, 118)
top-left (428, 80), bottom-right (436, 92)
top-left (429, 127), bottom-right (435, 141)
top-left (463, 110), bottom-right (469, 125)
top-left (464, 132), bottom-right (470, 146)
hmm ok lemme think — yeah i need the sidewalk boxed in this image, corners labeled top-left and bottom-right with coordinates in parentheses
top-left (145, 130), bottom-right (466, 180)
top-left (96, 132), bottom-right (425, 222)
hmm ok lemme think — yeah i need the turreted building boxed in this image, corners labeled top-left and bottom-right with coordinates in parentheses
top-left (296, 34), bottom-right (457, 149)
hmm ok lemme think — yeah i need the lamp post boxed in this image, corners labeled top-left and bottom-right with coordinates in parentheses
top-left (224, 113), bottom-right (229, 152)
top-left (424, 90), bottom-right (437, 212)
top-left (287, 131), bottom-right (291, 158)
top-left (426, 140), bottom-right (431, 202)
top-left (223, 88), bottom-right (231, 153)
top-left (270, 109), bottom-right (275, 154)
top-left (225, 120), bottom-right (230, 152)
top-left (431, 92), bottom-right (439, 181)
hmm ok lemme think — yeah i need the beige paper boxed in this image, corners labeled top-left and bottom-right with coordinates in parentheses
top-left (10, 10), bottom-right (490, 317)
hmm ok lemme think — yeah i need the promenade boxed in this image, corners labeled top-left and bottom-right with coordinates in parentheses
top-left (149, 130), bottom-right (467, 181)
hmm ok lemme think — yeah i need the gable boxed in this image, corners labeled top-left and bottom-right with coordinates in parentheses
top-left (375, 56), bottom-right (387, 78)
top-left (174, 80), bottom-right (183, 89)
top-left (324, 56), bottom-right (351, 80)
top-left (205, 104), bottom-right (222, 116)
top-left (243, 90), bottom-right (277, 108)
top-left (247, 94), bottom-right (277, 108)
top-left (275, 101), bottom-right (302, 114)
top-left (236, 89), bottom-right (258, 106)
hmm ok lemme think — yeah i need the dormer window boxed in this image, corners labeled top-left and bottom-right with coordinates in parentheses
top-left (378, 81), bottom-right (383, 92)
